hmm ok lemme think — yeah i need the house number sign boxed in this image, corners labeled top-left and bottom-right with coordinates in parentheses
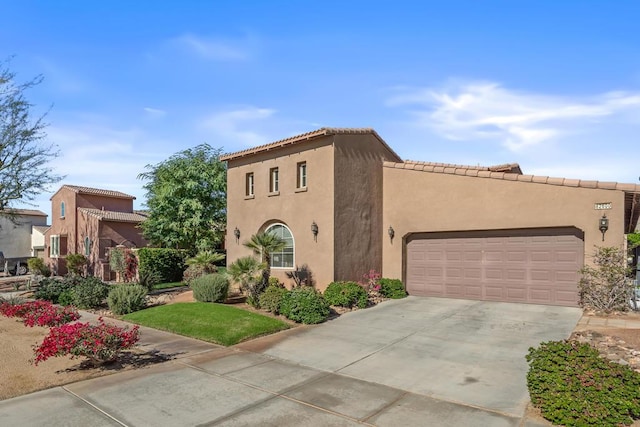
top-left (594, 202), bottom-right (612, 210)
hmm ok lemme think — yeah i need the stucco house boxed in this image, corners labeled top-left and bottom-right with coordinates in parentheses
top-left (0, 209), bottom-right (48, 259)
top-left (222, 128), bottom-right (640, 307)
top-left (45, 185), bottom-right (148, 279)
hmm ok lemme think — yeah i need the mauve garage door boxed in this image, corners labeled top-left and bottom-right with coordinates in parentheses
top-left (406, 228), bottom-right (584, 306)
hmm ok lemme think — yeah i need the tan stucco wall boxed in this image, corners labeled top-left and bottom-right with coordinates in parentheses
top-left (382, 167), bottom-right (627, 280)
top-left (226, 137), bottom-right (336, 289)
top-left (332, 134), bottom-right (400, 282)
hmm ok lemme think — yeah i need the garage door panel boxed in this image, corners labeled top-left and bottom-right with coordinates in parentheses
top-left (506, 287), bottom-right (527, 301)
top-left (484, 286), bottom-right (504, 299)
top-left (507, 251), bottom-right (527, 262)
top-left (406, 228), bottom-right (583, 307)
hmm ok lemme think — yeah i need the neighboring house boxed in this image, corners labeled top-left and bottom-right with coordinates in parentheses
top-left (222, 127), bottom-right (640, 307)
top-left (0, 209), bottom-right (48, 258)
top-left (32, 225), bottom-right (50, 258)
top-left (45, 185), bottom-right (148, 279)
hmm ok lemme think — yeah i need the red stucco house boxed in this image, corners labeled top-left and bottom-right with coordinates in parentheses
top-left (45, 185), bottom-right (147, 279)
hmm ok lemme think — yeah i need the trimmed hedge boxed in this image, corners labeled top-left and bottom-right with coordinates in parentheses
top-left (280, 287), bottom-right (330, 324)
top-left (107, 284), bottom-right (148, 315)
top-left (191, 274), bottom-right (229, 303)
top-left (137, 248), bottom-right (189, 283)
top-left (324, 281), bottom-right (367, 309)
top-left (378, 278), bottom-right (407, 299)
top-left (527, 340), bottom-right (640, 426)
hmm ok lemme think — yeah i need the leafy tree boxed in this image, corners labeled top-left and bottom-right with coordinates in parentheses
top-left (138, 144), bottom-right (226, 252)
top-left (0, 58), bottom-right (62, 216)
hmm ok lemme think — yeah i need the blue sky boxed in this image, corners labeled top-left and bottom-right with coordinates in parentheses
top-left (3, 1), bottom-right (640, 219)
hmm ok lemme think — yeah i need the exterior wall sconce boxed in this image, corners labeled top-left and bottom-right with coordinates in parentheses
top-left (311, 221), bottom-right (318, 242)
top-left (388, 226), bottom-right (395, 241)
top-left (599, 214), bottom-right (609, 241)
top-left (233, 227), bottom-right (240, 244)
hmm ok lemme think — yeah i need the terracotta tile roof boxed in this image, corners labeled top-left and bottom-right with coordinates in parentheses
top-left (3, 208), bottom-right (48, 216)
top-left (51, 185), bottom-right (135, 200)
top-left (220, 127), bottom-right (402, 162)
top-left (403, 160), bottom-right (522, 174)
top-left (383, 160), bottom-right (640, 192)
top-left (33, 225), bottom-right (50, 234)
top-left (78, 208), bottom-right (147, 223)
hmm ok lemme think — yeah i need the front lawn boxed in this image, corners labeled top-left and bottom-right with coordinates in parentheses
top-left (123, 302), bottom-right (289, 346)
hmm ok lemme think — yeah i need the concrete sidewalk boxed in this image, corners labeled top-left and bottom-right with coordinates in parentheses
top-left (0, 298), bottom-right (574, 426)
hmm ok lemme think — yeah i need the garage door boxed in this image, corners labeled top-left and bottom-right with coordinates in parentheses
top-left (406, 228), bottom-right (584, 306)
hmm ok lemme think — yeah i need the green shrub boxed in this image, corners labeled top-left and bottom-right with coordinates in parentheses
top-left (27, 258), bottom-right (51, 277)
top-left (65, 253), bottom-right (88, 276)
top-left (58, 290), bottom-right (75, 306)
top-left (34, 277), bottom-right (75, 303)
top-left (378, 278), bottom-right (407, 299)
top-left (107, 284), bottom-right (148, 315)
top-left (137, 248), bottom-right (189, 283)
top-left (527, 340), bottom-right (640, 426)
top-left (71, 277), bottom-right (110, 309)
top-left (268, 276), bottom-right (282, 287)
top-left (280, 287), bottom-right (330, 324)
top-left (183, 264), bottom-right (217, 286)
top-left (259, 284), bottom-right (288, 314)
top-left (190, 274), bottom-right (229, 303)
top-left (324, 281), bottom-right (368, 308)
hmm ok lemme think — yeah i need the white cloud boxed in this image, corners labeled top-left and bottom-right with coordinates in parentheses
top-left (172, 33), bottom-right (249, 61)
top-left (200, 106), bottom-right (276, 146)
top-left (143, 107), bottom-right (167, 118)
top-left (388, 82), bottom-right (640, 151)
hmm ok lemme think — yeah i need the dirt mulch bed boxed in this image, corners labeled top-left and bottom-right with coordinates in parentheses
top-left (0, 316), bottom-right (134, 401)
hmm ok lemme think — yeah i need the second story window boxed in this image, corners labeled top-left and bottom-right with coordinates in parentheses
top-left (245, 173), bottom-right (254, 197)
top-left (297, 162), bottom-right (307, 189)
top-left (270, 167), bottom-right (279, 193)
top-left (60, 202), bottom-right (66, 218)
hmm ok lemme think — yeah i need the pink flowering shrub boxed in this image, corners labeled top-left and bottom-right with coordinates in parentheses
top-left (359, 269), bottom-right (381, 293)
top-left (0, 300), bottom-right (80, 327)
top-left (33, 318), bottom-right (139, 366)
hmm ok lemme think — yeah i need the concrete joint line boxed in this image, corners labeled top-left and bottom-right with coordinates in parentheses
top-left (360, 390), bottom-right (410, 424)
top-left (178, 362), bottom-right (373, 426)
top-left (62, 386), bottom-right (130, 427)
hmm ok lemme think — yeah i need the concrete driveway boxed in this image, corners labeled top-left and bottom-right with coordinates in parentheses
top-left (0, 297), bottom-right (581, 426)
top-left (246, 297), bottom-right (582, 421)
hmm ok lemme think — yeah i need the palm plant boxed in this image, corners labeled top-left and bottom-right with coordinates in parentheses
top-left (185, 251), bottom-right (225, 268)
top-left (243, 231), bottom-right (286, 277)
top-left (228, 256), bottom-right (266, 306)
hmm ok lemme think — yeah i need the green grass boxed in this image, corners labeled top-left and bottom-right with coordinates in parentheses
top-left (152, 282), bottom-right (186, 291)
top-left (123, 302), bottom-right (290, 346)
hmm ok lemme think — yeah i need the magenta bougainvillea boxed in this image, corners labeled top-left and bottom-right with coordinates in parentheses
top-left (0, 300), bottom-right (80, 327)
top-left (33, 318), bottom-right (140, 365)
top-left (359, 269), bottom-right (381, 292)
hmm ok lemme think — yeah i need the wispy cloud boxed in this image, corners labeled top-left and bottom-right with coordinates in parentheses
top-left (171, 33), bottom-right (250, 61)
top-left (388, 82), bottom-right (640, 151)
top-left (200, 106), bottom-right (276, 146)
top-left (143, 107), bottom-right (167, 118)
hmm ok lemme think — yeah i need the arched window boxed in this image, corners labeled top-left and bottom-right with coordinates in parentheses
top-left (84, 236), bottom-right (91, 256)
top-left (60, 202), bottom-right (66, 218)
top-left (265, 223), bottom-right (294, 268)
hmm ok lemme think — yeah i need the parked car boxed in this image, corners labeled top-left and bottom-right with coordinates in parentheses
top-left (0, 251), bottom-right (31, 275)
